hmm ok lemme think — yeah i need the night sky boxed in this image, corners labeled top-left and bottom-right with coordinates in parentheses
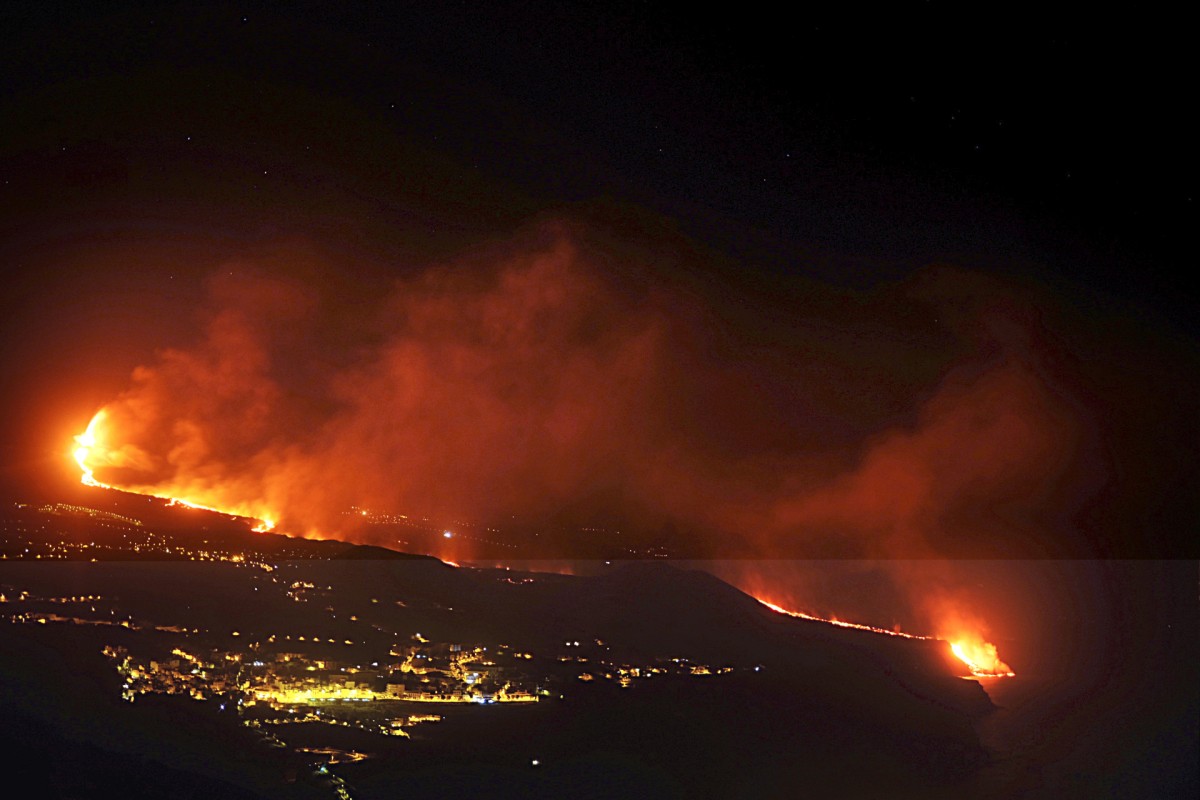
top-left (1, 3), bottom-right (1195, 561)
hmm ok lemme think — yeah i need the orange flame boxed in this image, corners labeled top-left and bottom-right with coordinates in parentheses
top-left (755, 597), bottom-right (1014, 679)
top-left (947, 638), bottom-right (1015, 678)
top-left (72, 410), bottom-right (277, 533)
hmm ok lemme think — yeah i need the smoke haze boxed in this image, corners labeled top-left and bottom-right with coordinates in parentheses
top-left (81, 217), bottom-right (1128, 563)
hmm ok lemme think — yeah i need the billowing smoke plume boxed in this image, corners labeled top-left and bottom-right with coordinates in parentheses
top-left (86, 219), bottom-right (1100, 562)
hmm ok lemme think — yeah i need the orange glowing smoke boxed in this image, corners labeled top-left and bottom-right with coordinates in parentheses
top-left (60, 236), bottom-right (1098, 561)
top-left (61, 231), bottom-right (1099, 684)
top-left (756, 596), bottom-right (1013, 678)
top-left (72, 409), bottom-right (276, 532)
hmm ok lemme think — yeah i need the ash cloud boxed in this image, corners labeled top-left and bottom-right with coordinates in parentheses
top-left (90, 218), bottom-right (1126, 560)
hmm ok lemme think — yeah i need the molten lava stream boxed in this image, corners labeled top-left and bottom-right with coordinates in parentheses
top-left (73, 408), bottom-right (1014, 680)
top-left (73, 410), bottom-right (276, 533)
top-left (756, 598), bottom-right (1014, 679)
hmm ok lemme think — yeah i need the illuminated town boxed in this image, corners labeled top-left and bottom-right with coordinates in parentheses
top-left (8, 479), bottom-right (1181, 800)
top-left (2, 499), bottom-right (767, 798)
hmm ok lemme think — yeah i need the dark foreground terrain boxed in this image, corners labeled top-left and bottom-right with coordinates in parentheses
top-left (2, 496), bottom-right (1195, 799)
top-left (0, 496), bottom-right (999, 799)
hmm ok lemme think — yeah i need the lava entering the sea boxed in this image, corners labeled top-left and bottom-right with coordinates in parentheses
top-left (756, 597), bottom-right (1014, 679)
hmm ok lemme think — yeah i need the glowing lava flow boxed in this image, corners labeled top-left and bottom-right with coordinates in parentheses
top-left (758, 600), bottom-right (933, 640)
top-left (74, 410), bottom-right (1012, 676)
top-left (757, 598), bottom-right (1014, 678)
top-left (73, 410), bottom-right (276, 533)
top-left (948, 639), bottom-right (1016, 678)
top-left (72, 412), bottom-right (104, 489)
